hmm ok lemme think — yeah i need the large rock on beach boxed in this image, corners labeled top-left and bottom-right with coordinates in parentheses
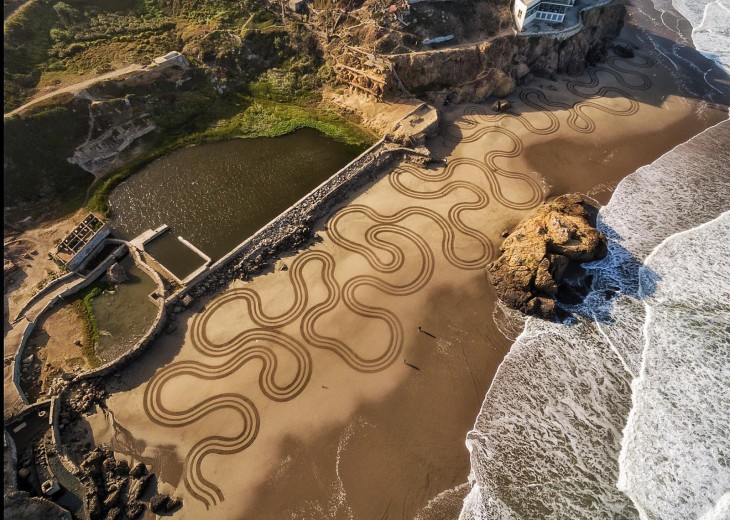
top-left (488, 194), bottom-right (607, 319)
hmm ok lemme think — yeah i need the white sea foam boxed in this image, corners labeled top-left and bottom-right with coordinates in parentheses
top-left (459, 119), bottom-right (730, 519)
top-left (618, 211), bottom-right (730, 519)
top-left (665, 0), bottom-right (730, 71)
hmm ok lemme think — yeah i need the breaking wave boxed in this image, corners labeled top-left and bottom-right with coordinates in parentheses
top-left (618, 210), bottom-right (730, 519)
top-left (650, 0), bottom-right (730, 71)
top-left (459, 118), bottom-right (730, 519)
top-left (672, 0), bottom-right (730, 71)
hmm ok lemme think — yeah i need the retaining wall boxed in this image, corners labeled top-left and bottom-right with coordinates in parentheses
top-left (49, 394), bottom-right (82, 476)
top-left (11, 244), bottom-right (127, 406)
top-left (73, 246), bottom-right (166, 382)
top-left (12, 271), bottom-right (78, 322)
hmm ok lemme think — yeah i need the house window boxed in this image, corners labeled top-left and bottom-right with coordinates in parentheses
top-left (517, 9), bottom-right (523, 19)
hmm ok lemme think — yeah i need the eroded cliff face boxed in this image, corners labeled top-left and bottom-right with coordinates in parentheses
top-left (389, 3), bottom-right (626, 102)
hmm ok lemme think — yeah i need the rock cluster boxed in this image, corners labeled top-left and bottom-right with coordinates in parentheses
top-left (65, 381), bottom-right (108, 415)
top-left (488, 194), bottom-right (607, 319)
top-left (104, 263), bottom-right (128, 284)
top-left (77, 446), bottom-right (181, 520)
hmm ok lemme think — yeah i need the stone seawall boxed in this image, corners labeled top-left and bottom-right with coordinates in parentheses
top-left (388, 2), bottom-right (626, 102)
top-left (168, 139), bottom-right (396, 305)
top-left (167, 103), bottom-right (439, 306)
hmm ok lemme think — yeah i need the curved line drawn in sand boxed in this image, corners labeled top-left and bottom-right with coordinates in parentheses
top-left (140, 52), bottom-right (656, 509)
top-left (446, 52), bottom-right (654, 138)
top-left (437, 127), bottom-right (544, 209)
top-left (143, 182), bottom-right (501, 507)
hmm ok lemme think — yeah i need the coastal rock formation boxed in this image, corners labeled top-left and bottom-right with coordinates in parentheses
top-left (488, 194), bottom-right (607, 319)
top-left (76, 446), bottom-right (162, 520)
top-left (389, 3), bottom-right (626, 102)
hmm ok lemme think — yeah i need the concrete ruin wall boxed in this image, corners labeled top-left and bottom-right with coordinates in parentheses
top-left (73, 246), bottom-right (167, 382)
top-left (12, 271), bottom-right (79, 323)
top-left (11, 243), bottom-right (127, 404)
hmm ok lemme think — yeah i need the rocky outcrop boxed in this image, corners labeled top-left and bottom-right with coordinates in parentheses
top-left (388, 3), bottom-right (625, 102)
top-left (488, 194), bottom-right (607, 319)
top-left (149, 493), bottom-right (183, 515)
top-left (73, 445), bottom-right (166, 520)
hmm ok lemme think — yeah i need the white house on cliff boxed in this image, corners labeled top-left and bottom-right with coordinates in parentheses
top-left (513, 0), bottom-right (576, 30)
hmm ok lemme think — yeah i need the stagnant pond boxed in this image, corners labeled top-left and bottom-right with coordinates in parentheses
top-left (91, 255), bottom-right (158, 363)
top-left (109, 129), bottom-right (364, 275)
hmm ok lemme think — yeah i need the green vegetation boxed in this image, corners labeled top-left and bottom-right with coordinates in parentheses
top-left (73, 284), bottom-right (108, 368)
top-left (87, 94), bottom-right (374, 214)
top-left (3, 0), bottom-right (291, 110)
top-left (4, 0), bottom-right (376, 220)
top-left (3, 98), bottom-right (94, 207)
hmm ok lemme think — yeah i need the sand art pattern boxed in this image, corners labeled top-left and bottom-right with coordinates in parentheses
top-left (141, 50), bottom-right (656, 509)
top-left (446, 50), bottom-right (654, 138)
top-left (142, 147), bottom-right (544, 507)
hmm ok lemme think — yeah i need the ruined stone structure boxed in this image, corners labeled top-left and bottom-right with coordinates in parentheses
top-left (53, 214), bottom-right (110, 270)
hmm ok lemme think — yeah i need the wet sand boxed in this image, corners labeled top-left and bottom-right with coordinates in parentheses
top-left (79, 17), bottom-right (729, 520)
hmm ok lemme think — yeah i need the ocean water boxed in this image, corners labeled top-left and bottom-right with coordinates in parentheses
top-left (618, 211), bottom-right (730, 519)
top-left (459, 115), bottom-right (730, 519)
top-left (672, 0), bottom-right (730, 70)
top-left (646, 0), bottom-right (730, 72)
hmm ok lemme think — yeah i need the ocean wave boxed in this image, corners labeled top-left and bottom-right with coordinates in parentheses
top-left (658, 0), bottom-right (730, 71)
top-left (618, 211), bottom-right (730, 519)
top-left (459, 118), bottom-right (730, 518)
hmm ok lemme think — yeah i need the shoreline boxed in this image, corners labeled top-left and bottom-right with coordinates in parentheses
top-left (5, 0), bottom-right (729, 518)
top-left (72, 21), bottom-right (730, 519)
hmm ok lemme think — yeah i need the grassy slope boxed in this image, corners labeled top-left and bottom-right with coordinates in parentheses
top-left (4, 0), bottom-right (375, 220)
top-left (86, 93), bottom-right (374, 214)
top-left (3, 97), bottom-right (94, 207)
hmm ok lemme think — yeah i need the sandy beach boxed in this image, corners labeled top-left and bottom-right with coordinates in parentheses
top-left (75, 10), bottom-right (729, 520)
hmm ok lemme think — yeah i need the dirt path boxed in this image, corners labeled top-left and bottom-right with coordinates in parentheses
top-left (384, 27), bottom-right (516, 58)
top-left (4, 64), bottom-right (144, 118)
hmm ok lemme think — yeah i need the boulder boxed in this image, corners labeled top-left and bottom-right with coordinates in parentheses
top-left (85, 493), bottom-right (103, 520)
top-left (491, 99), bottom-right (511, 112)
top-left (488, 194), bottom-right (607, 319)
top-left (80, 448), bottom-right (105, 471)
top-left (149, 494), bottom-right (183, 514)
top-left (102, 488), bottom-right (122, 509)
top-left (129, 462), bottom-right (147, 479)
top-left (104, 262), bottom-right (128, 284)
top-left (128, 473), bottom-right (152, 501)
top-left (126, 500), bottom-right (146, 519)
top-left (104, 507), bottom-right (123, 520)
